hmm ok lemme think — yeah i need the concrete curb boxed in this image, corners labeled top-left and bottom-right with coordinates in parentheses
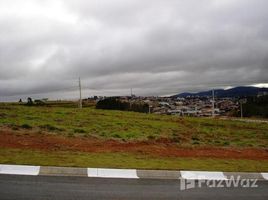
top-left (0, 164), bottom-right (40, 176)
top-left (39, 166), bottom-right (87, 177)
top-left (0, 164), bottom-right (268, 180)
top-left (180, 171), bottom-right (226, 180)
top-left (88, 168), bottom-right (139, 179)
top-left (137, 169), bottom-right (181, 179)
top-left (224, 172), bottom-right (264, 180)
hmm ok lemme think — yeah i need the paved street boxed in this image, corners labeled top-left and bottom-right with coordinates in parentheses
top-left (0, 174), bottom-right (267, 200)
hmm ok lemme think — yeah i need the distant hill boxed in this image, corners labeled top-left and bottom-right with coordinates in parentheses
top-left (172, 86), bottom-right (268, 98)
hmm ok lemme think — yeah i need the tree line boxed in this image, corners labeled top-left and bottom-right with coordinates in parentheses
top-left (242, 95), bottom-right (268, 118)
top-left (96, 97), bottom-right (149, 113)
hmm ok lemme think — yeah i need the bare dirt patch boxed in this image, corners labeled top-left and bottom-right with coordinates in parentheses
top-left (0, 129), bottom-right (267, 160)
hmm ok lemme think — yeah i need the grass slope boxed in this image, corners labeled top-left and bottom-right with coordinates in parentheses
top-left (0, 148), bottom-right (267, 172)
top-left (0, 104), bottom-right (268, 171)
top-left (1, 104), bottom-right (268, 147)
top-left (0, 104), bottom-right (268, 147)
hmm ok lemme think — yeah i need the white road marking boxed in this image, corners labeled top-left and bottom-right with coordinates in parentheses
top-left (261, 173), bottom-right (268, 180)
top-left (181, 171), bottom-right (227, 180)
top-left (87, 168), bottom-right (98, 177)
top-left (87, 168), bottom-right (139, 179)
top-left (0, 164), bottom-right (40, 175)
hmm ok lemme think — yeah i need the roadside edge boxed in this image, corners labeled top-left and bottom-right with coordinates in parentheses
top-left (0, 164), bottom-right (267, 180)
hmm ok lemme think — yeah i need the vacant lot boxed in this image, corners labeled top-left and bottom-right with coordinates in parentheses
top-left (1, 103), bottom-right (268, 147)
top-left (0, 103), bottom-right (268, 171)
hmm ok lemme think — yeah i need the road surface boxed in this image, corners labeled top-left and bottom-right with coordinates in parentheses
top-left (0, 174), bottom-right (267, 200)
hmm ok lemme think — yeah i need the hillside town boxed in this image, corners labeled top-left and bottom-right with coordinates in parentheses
top-left (88, 95), bottom-right (240, 117)
top-left (29, 87), bottom-right (268, 118)
top-left (129, 96), bottom-right (238, 117)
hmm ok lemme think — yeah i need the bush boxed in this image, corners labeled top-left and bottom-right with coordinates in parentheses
top-left (73, 128), bottom-right (86, 133)
top-left (112, 133), bottom-right (122, 139)
top-left (147, 135), bottom-right (156, 140)
top-left (21, 124), bottom-right (32, 129)
top-left (26, 97), bottom-right (33, 106)
top-left (223, 141), bottom-right (230, 146)
top-left (191, 136), bottom-right (199, 141)
top-left (39, 124), bottom-right (64, 131)
top-left (34, 100), bottom-right (46, 106)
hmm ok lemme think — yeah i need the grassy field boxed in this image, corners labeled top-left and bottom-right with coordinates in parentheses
top-left (0, 148), bottom-right (268, 172)
top-left (0, 103), bottom-right (268, 171)
top-left (0, 103), bottom-right (268, 147)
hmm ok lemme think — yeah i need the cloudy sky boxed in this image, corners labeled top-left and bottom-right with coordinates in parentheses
top-left (0, 0), bottom-right (268, 101)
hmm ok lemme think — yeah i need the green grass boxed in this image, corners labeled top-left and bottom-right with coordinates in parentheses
top-left (0, 103), bottom-right (268, 147)
top-left (0, 147), bottom-right (267, 172)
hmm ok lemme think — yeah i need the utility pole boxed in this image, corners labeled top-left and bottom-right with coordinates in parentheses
top-left (240, 102), bottom-right (243, 118)
top-left (130, 88), bottom-right (133, 97)
top-left (239, 99), bottom-right (247, 118)
top-left (212, 89), bottom-right (215, 117)
top-left (79, 77), bottom-right (82, 109)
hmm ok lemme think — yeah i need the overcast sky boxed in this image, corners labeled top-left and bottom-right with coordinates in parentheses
top-left (0, 0), bottom-right (268, 101)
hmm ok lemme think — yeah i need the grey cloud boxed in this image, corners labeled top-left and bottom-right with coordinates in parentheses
top-left (0, 0), bottom-right (268, 101)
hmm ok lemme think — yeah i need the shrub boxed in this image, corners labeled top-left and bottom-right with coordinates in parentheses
top-left (147, 135), bottom-right (156, 140)
top-left (12, 126), bottom-right (19, 131)
top-left (191, 136), bottom-right (199, 141)
top-left (26, 97), bottom-right (33, 106)
top-left (73, 128), bottom-right (86, 133)
top-left (21, 124), bottom-right (32, 129)
top-left (39, 124), bottom-right (64, 131)
top-left (112, 133), bottom-right (122, 139)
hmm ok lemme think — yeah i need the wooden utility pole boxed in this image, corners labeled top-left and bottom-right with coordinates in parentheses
top-left (240, 102), bottom-right (243, 118)
top-left (79, 77), bottom-right (82, 109)
top-left (212, 89), bottom-right (215, 117)
top-left (239, 99), bottom-right (247, 118)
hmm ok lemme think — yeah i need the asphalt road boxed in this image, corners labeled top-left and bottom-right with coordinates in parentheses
top-left (0, 174), bottom-right (267, 200)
